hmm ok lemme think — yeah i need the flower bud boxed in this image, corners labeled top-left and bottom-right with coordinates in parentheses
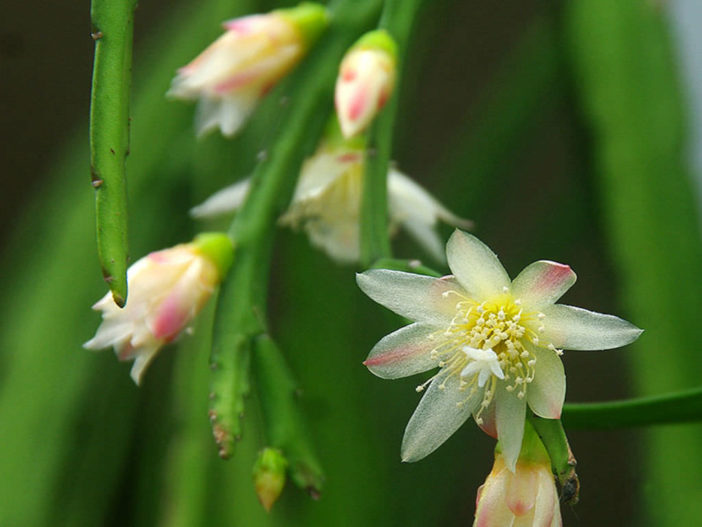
top-left (84, 233), bottom-right (234, 384)
top-left (168, 3), bottom-right (328, 137)
top-left (335, 29), bottom-right (397, 138)
top-left (474, 426), bottom-right (562, 527)
top-left (253, 448), bottom-right (288, 512)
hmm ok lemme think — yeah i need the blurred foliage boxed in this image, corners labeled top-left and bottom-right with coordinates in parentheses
top-left (0, 0), bottom-right (700, 526)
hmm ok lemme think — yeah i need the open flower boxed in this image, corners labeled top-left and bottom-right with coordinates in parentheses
top-left (84, 233), bottom-right (234, 384)
top-left (190, 136), bottom-right (471, 263)
top-left (168, 3), bottom-right (328, 137)
top-left (335, 30), bottom-right (397, 138)
top-left (474, 425), bottom-right (562, 527)
top-left (357, 230), bottom-right (642, 469)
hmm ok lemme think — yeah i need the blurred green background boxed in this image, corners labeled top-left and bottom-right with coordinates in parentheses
top-left (2, 0), bottom-right (702, 525)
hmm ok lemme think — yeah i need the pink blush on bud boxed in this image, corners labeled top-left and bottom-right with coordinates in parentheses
top-left (152, 294), bottom-right (189, 341)
top-left (348, 88), bottom-right (367, 121)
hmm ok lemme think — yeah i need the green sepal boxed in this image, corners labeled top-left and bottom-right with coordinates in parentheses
top-left (351, 29), bottom-right (397, 62)
top-left (276, 2), bottom-right (329, 49)
top-left (192, 232), bottom-right (235, 280)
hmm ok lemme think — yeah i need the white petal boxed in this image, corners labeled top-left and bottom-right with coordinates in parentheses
top-left (388, 171), bottom-right (471, 263)
top-left (446, 230), bottom-right (510, 300)
top-left (190, 178), bottom-right (252, 219)
top-left (511, 261), bottom-right (576, 310)
top-left (129, 346), bottom-right (160, 385)
top-left (290, 151), bottom-right (351, 203)
top-left (532, 470), bottom-right (559, 527)
top-left (195, 92), bottom-right (258, 137)
top-left (527, 345), bottom-right (565, 419)
top-left (356, 270), bottom-right (463, 325)
top-left (541, 304), bottom-right (643, 351)
top-left (495, 386), bottom-right (527, 472)
top-left (83, 321), bottom-right (132, 350)
top-left (401, 373), bottom-right (480, 462)
top-left (399, 217), bottom-right (445, 263)
top-left (388, 170), bottom-right (472, 229)
top-left (364, 323), bottom-right (439, 379)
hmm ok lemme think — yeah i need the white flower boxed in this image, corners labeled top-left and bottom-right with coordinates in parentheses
top-left (335, 30), bottom-right (396, 138)
top-left (168, 4), bottom-right (327, 137)
top-left (191, 143), bottom-right (471, 263)
top-left (84, 233), bottom-right (233, 384)
top-left (357, 230), bottom-right (642, 469)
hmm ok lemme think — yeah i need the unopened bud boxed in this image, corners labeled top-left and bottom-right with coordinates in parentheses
top-left (335, 29), bottom-right (397, 138)
top-left (253, 447), bottom-right (288, 512)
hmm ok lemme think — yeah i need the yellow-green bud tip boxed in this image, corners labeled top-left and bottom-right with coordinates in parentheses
top-left (276, 2), bottom-right (329, 49)
top-left (192, 232), bottom-right (235, 280)
top-left (253, 448), bottom-right (288, 512)
top-left (353, 29), bottom-right (397, 61)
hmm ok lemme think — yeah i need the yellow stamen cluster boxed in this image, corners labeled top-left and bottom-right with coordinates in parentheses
top-left (419, 286), bottom-right (561, 421)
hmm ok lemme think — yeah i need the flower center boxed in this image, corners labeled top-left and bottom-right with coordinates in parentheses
top-left (417, 287), bottom-right (561, 422)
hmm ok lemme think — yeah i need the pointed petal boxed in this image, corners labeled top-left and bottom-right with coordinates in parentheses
top-left (511, 261), bottom-right (576, 310)
top-left (541, 304), bottom-right (643, 351)
top-left (364, 323), bottom-right (439, 379)
top-left (475, 471), bottom-right (516, 527)
top-left (532, 470), bottom-right (558, 527)
top-left (129, 345), bottom-right (161, 385)
top-left (495, 387), bottom-right (527, 472)
top-left (527, 346), bottom-right (565, 419)
top-left (446, 230), bottom-right (510, 300)
top-left (401, 373), bottom-right (480, 462)
top-left (195, 92), bottom-right (257, 137)
top-left (400, 217), bottom-right (446, 263)
top-left (190, 178), bottom-right (252, 218)
top-left (356, 270), bottom-right (462, 325)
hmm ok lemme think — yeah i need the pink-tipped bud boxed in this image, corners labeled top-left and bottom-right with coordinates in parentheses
top-left (253, 448), bottom-right (288, 512)
top-left (84, 233), bottom-right (234, 384)
top-left (474, 429), bottom-right (563, 527)
top-left (335, 30), bottom-right (397, 139)
top-left (168, 3), bottom-right (328, 137)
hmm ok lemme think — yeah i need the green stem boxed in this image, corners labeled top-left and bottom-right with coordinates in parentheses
top-left (528, 414), bottom-right (579, 504)
top-left (563, 386), bottom-right (702, 429)
top-left (209, 0), bottom-right (383, 459)
top-left (89, 0), bottom-right (137, 306)
top-left (253, 335), bottom-right (324, 495)
top-left (360, 0), bottom-right (424, 266)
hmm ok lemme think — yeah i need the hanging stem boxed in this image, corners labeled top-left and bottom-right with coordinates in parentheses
top-left (208, 0), bottom-right (383, 459)
top-left (253, 335), bottom-right (324, 495)
top-left (360, 0), bottom-right (424, 266)
top-left (89, 0), bottom-right (138, 306)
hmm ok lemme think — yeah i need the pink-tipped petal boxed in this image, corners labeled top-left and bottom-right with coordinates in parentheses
top-left (506, 464), bottom-right (538, 516)
top-left (541, 304), bottom-right (643, 351)
top-left (527, 345), bottom-right (565, 419)
top-left (446, 230), bottom-right (510, 301)
top-left (474, 399), bottom-right (498, 438)
top-left (511, 261), bottom-right (576, 309)
top-left (151, 293), bottom-right (190, 341)
top-left (364, 323), bottom-right (439, 379)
